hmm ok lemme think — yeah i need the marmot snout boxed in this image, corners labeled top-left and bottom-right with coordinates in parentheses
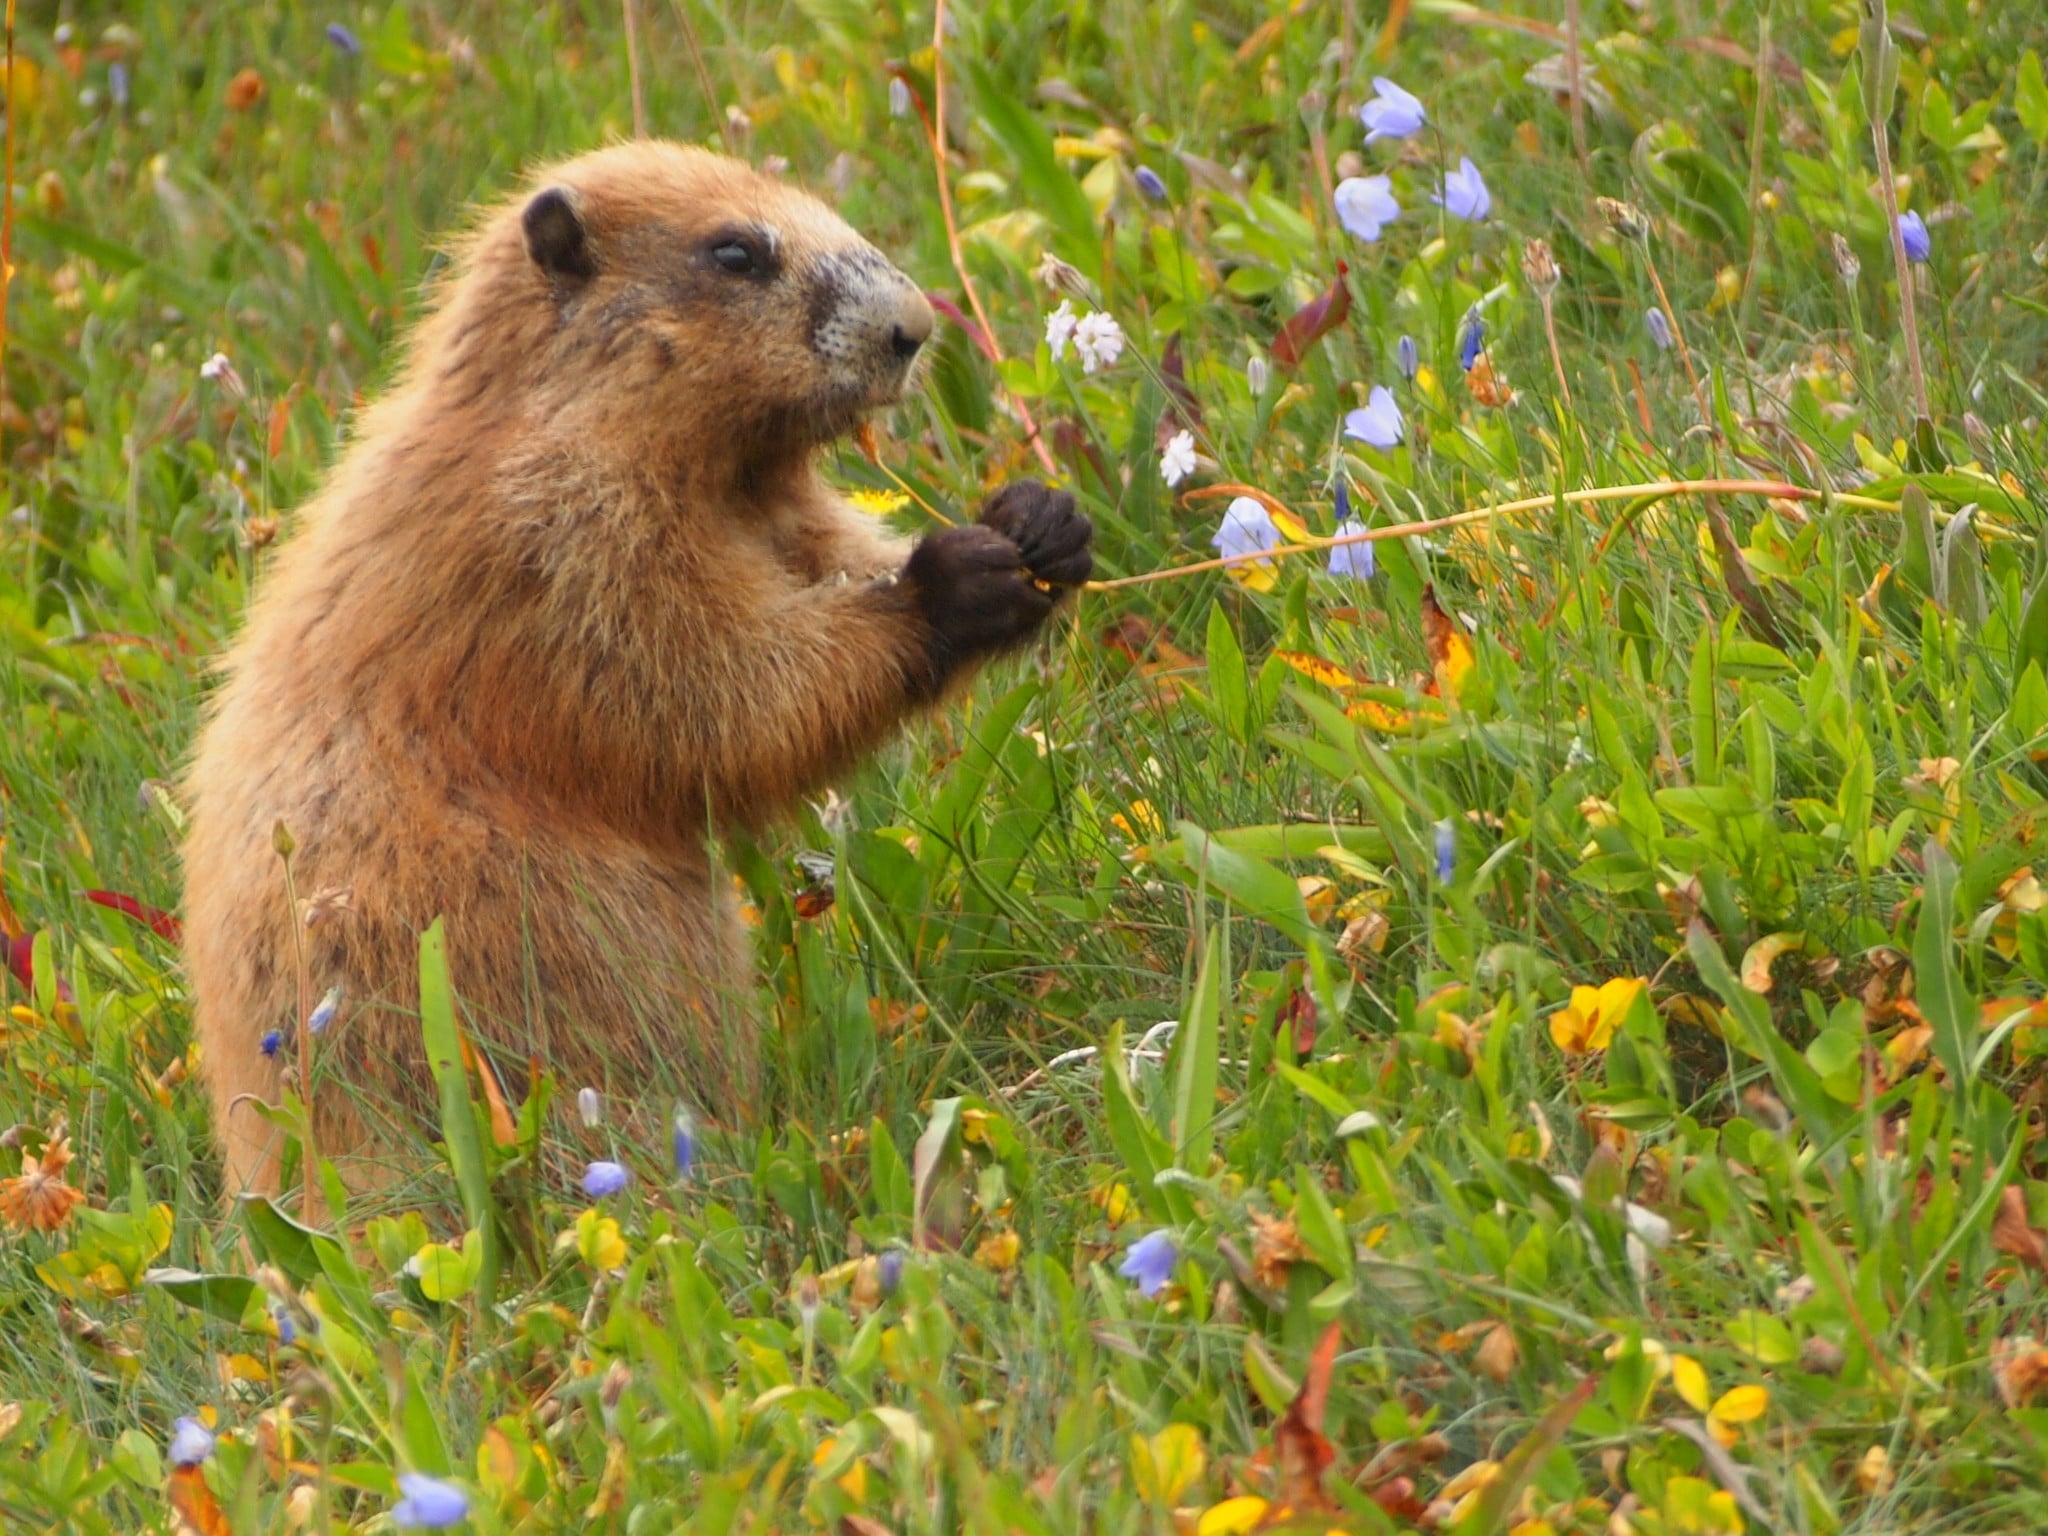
top-left (183, 143), bottom-right (1090, 1198)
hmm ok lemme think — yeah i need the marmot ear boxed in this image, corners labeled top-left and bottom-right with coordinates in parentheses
top-left (523, 186), bottom-right (595, 285)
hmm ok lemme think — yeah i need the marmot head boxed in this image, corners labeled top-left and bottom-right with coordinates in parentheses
top-left (445, 144), bottom-right (934, 477)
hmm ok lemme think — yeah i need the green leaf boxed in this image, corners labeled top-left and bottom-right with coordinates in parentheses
top-left (1172, 930), bottom-right (1224, 1173)
top-left (1912, 839), bottom-right (1975, 1092)
top-left (419, 919), bottom-right (499, 1309)
top-left (1176, 823), bottom-right (1311, 947)
top-left (2016, 50), bottom-right (2048, 143)
top-left (911, 1096), bottom-right (963, 1250)
top-left (963, 62), bottom-right (1099, 272)
top-left (1205, 601), bottom-right (1251, 742)
top-left (143, 1268), bottom-right (260, 1324)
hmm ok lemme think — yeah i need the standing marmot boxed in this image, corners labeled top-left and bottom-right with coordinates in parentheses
top-left (183, 143), bottom-right (1092, 1197)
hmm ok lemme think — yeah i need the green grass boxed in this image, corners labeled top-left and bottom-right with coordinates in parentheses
top-left (5, 0), bottom-right (2048, 1530)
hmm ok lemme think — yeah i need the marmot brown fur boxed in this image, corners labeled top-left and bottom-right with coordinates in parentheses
top-left (183, 143), bottom-right (1092, 1197)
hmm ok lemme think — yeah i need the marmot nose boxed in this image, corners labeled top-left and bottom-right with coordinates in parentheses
top-left (888, 288), bottom-right (935, 360)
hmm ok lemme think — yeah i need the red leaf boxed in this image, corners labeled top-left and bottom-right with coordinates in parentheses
top-left (924, 292), bottom-right (999, 361)
top-left (84, 890), bottom-right (183, 944)
top-left (1159, 334), bottom-right (1204, 432)
top-left (4, 934), bottom-right (75, 1003)
top-left (1271, 265), bottom-right (1351, 370)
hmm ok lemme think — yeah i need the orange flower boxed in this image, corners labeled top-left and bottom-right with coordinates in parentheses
top-left (0, 1133), bottom-right (87, 1233)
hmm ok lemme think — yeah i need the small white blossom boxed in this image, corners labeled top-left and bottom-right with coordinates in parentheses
top-left (1245, 354), bottom-right (1270, 396)
top-left (1072, 310), bottom-right (1125, 373)
top-left (1159, 430), bottom-right (1197, 488)
top-left (199, 352), bottom-right (245, 400)
top-left (1044, 300), bottom-right (1079, 362)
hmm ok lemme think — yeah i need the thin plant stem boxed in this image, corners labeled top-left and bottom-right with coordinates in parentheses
top-left (275, 825), bottom-right (319, 1214)
top-left (621, 0), bottom-right (647, 137)
top-left (1083, 478), bottom-right (1832, 591)
top-left (665, 0), bottom-right (739, 154)
top-left (1538, 289), bottom-right (1574, 412)
top-left (926, 0), bottom-right (1059, 477)
top-left (1564, 0), bottom-right (1589, 175)
top-left (1739, 6), bottom-right (1774, 336)
top-left (1640, 243), bottom-right (1711, 429)
top-left (1865, 7), bottom-right (1929, 417)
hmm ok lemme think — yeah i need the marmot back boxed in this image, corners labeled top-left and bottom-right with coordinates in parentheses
top-left (183, 143), bottom-right (1092, 1198)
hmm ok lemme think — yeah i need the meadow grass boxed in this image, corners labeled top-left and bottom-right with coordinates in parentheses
top-left (4, 0), bottom-right (2048, 1530)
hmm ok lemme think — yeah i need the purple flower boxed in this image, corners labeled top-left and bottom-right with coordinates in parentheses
top-left (325, 23), bottom-right (363, 56)
top-left (1897, 210), bottom-right (1931, 263)
top-left (1645, 307), bottom-right (1674, 351)
top-left (1212, 497), bottom-right (1281, 563)
top-left (1343, 386), bottom-right (1405, 449)
top-left (109, 63), bottom-right (130, 110)
top-left (1134, 166), bottom-right (1168, 201)
top-left (1119, 1229), bottom-right (1178, 1297)
top-left (672, 1109), bottom-right (697, 1180)
top-left (1434, 818), bottom-right (1456, 883)
top-left (582, 1160), bottom-right (629, 1199)
top-left (392, 1473), bottom-right (471, 1529)
top-left (307, 986), bottom-right (340, 1034)
top-left (1333, 175), bottom-right (1400, 243)
top-left (260, 1029), bottom-right (283, 1058)
top-left (1433, 157), bottom-right (1491, 222)
top-left (1458, 314), bottom-right (1486, 371)
top-left (877, 1248), bottom-right (906, 1297)
top-left (1329, 519), bottom-right (1376, 580)
top-left (1397, 334), bottom-right (1418, 380)
top-left (1359, 77), bottom-right (1425, 142)
top-left (887, 76), bottom-right (912, 118)
top-left (273, 1305), bottom-right (298, 1347)
top-left (168, 1416), bottom-right (215, 1468)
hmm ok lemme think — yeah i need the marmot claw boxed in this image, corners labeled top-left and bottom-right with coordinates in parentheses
top-left (976, 480), bottom-right (1094, 589)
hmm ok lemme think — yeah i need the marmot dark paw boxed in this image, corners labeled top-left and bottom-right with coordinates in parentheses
top-left (903, 524), bottom-right (1058, 680)
top-left (977, 480), bottom-right (1094, 589)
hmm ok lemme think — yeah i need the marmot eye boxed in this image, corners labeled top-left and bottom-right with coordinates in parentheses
top-left (711, 241), bottom-right (758, 275)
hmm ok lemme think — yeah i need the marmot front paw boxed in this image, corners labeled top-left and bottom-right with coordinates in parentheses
top-left (903, 524), bottom-right (1062, 682)
top-left (976, 480), bottom-right (1094, 589)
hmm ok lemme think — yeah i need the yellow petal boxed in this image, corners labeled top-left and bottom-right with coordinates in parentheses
top-left (1131, 1423), bottom-right (1206, 1506)
top-left (1710, 1384), bottom-right (1769, 1423)
top-left (1197, 1498), bottom-right (1269, 1536)
top-left (1670, 1353), bottom-right (1710, 1412)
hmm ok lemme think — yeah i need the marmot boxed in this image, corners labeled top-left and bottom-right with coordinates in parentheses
top-left (183, 143), bottom-right (1092, 1197)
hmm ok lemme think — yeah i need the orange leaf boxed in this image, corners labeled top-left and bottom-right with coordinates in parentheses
top-left (1420, 585), bottom-right (1474, 701)
top-left (1270, 1322), bottom-right (1342, 1516)
top-left (1994, 1185), bottom-right (2047, 1273)
top-left (1740, 932), bottom-right (1800, 994)
top-left (168, 1464), bottom-right (232, 1536)
top-left (1275, 651), bottom-right (1363, 691)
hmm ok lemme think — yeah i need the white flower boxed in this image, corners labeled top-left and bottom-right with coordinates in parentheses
top-left (1159, 430), bottom-right (1197, 488)
top-left (1044, 300), bottom-right (1079, 362)
top-left (1246, 354), bottom-right (1270, 395)
top-left (1072, 310), bottom-right (1126, 373)
top-left (199, 352), bottom-right (245, 399)
top-left (1333, 175), bottom-right (1400, 243)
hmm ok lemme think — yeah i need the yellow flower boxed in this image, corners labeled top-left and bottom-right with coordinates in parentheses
top-left (846, 488), bottom-right (911, 516)
top-left (1549, 977), bottom-right (1647, 1054)
top-left (1196, 1497), bottom-right (1268, 1536)
top-left (1707, 1383), bottom-right (1768, 1445)
top-left (1131, 1423), bottom-right (1205, 1505)
top-left (1670, 1353), bottom-right (1710, 1412)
